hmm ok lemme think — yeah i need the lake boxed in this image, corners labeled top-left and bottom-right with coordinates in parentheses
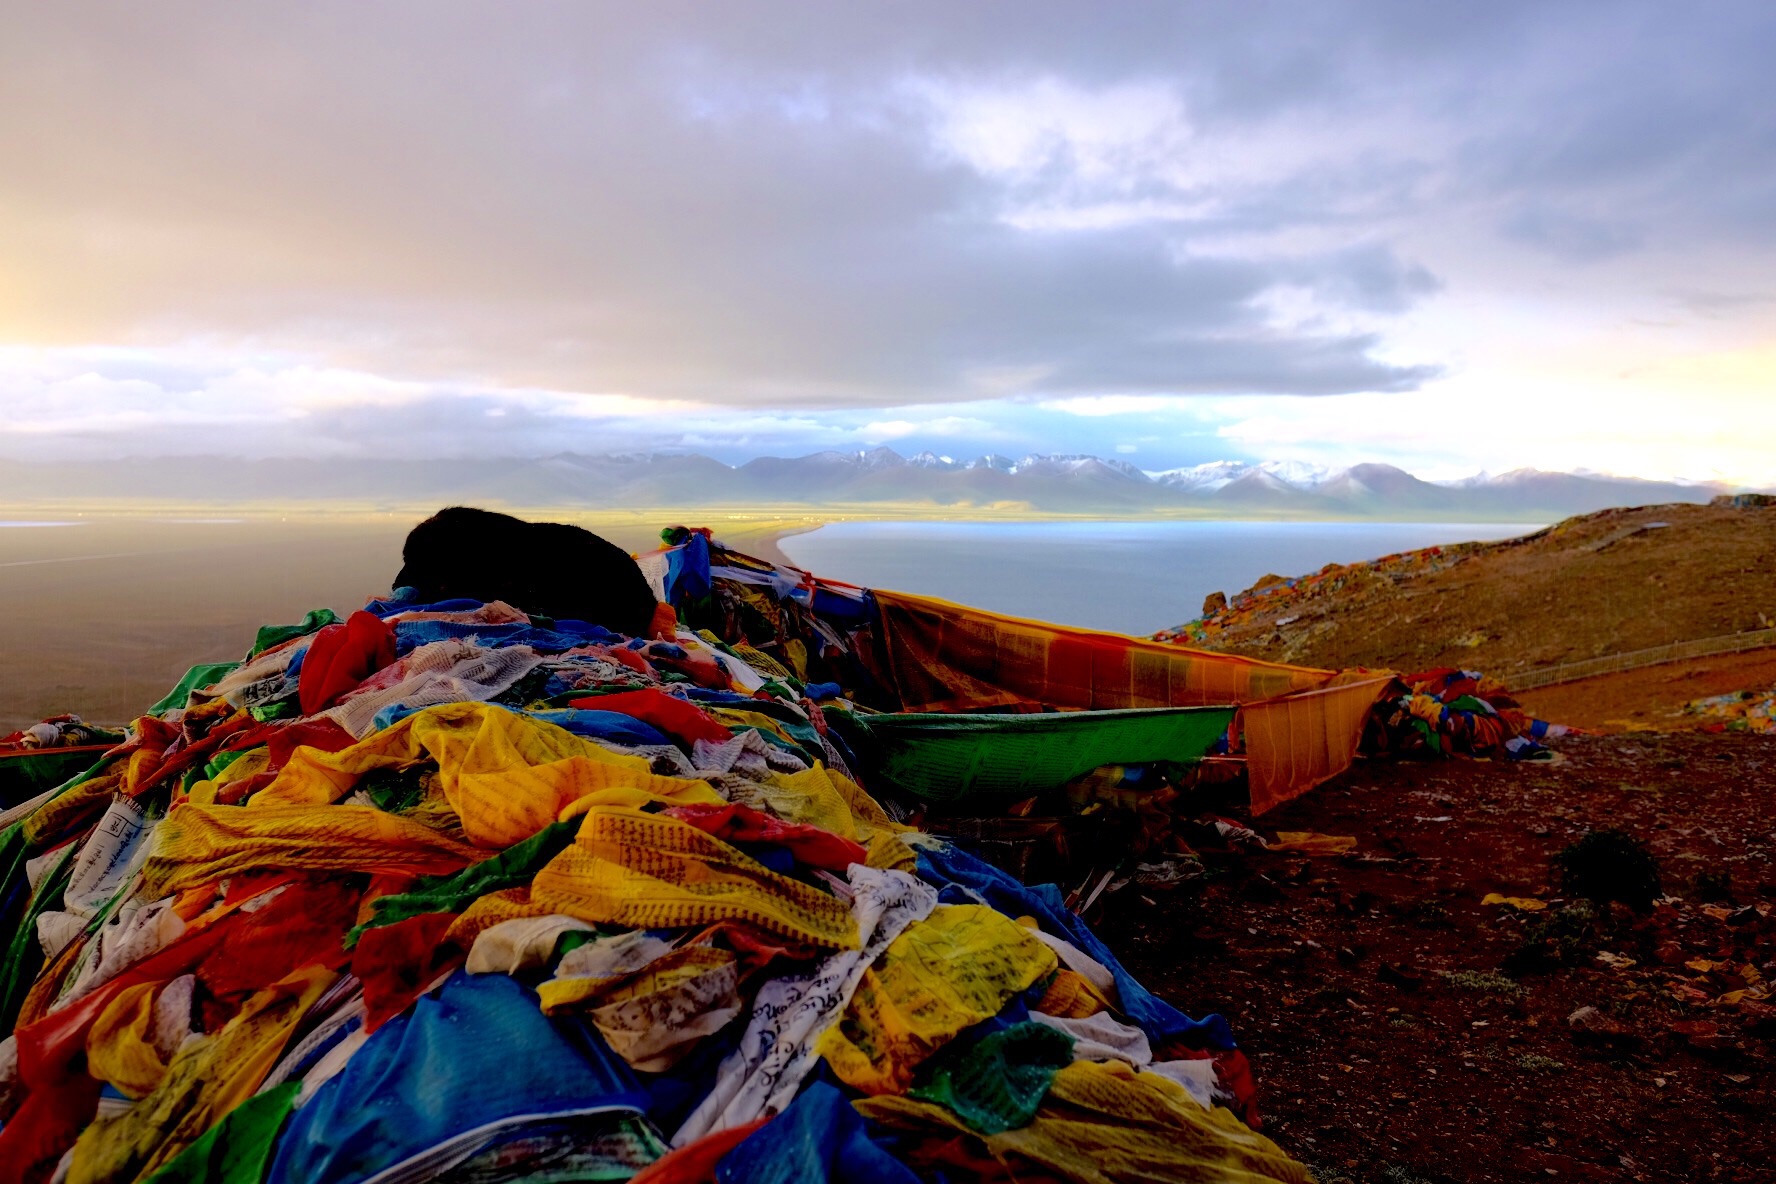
top-left (0, 514), bottom-right (1544, 731)
top-left (781, 520), bottom-right (1546, 636)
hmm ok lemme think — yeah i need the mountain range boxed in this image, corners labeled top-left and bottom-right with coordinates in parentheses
top-left (0, 450), bottom-right (1740, 520)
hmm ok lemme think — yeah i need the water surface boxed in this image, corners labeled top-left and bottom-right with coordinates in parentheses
top-left (782, 520), bottom-right (1544, 636)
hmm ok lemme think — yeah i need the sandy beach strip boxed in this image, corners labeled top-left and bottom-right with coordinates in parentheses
top-left (725, 520), bottom-right (822, 567)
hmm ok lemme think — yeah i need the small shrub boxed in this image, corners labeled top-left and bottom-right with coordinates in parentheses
top-left (1692, 869), bottom-right (1733, 904)
top-left (1556, 829), bottom-right (1662, 912)
top-left (1508, 900), bottom-right (1601, 971)
top-left (1403, 897), bottom-right (1451, 928)
top-left (1514, 1054), bottom-right (1566, 1073)
top-left (1379, 1165), bottom-right (1442, 1184)
top-left (1438, 969), bottom-right (1526, 999)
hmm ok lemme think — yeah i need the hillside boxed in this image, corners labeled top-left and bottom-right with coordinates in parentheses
top-left (1131, 502), bottom-right (1776, 1182)
top-left (1162, 498), bottom-right (1776, 725)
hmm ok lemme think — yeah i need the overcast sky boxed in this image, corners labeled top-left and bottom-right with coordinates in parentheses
top-left (3, 2), bottom-right (1774, 480)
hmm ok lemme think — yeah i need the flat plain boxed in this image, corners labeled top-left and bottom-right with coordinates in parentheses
top-left (0, 510), bottom-right (807, 732)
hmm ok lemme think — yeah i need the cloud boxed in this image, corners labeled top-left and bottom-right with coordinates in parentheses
top-left (0, 3), bottom-right (1773, 479)
top-left (0, 345), bottom-right (1253, 469)
top-left (0, 346), bottom-right (708, 459)
top-left (0, 3), bottom-right (1451, 415)
top-left (909, 75), bottom-right (1192, 193)
top-left (1500, 205), bottom-right (1643, 263)
top-left (1210, 345), bottom-right (1776, 486)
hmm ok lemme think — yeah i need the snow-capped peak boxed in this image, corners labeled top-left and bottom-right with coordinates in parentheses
top-left (1150, 460), bottom-right (1255, 492)
top-left (1255, 459), bottom-right (1335, 487)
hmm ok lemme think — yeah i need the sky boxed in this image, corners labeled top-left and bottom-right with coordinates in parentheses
top-left (2, 2), bottom-right (1774, 483)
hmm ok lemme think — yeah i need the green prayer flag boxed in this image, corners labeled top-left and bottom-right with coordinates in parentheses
top-left (141, 1081), bottom-right (300, 1184)
top-left (249, 608), bottom-right (341, 658)
top-left (148, 663), bottom-right (242, 717)
top-left (349, 816), bottom-right (582, 945)
top-left (910, 1022), bottom-right (1074, 1135)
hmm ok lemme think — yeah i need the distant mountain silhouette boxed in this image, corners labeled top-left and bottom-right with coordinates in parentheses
top-left (0, 450), bottom-right (1739, 519)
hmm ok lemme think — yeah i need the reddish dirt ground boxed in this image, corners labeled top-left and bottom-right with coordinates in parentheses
top-left (1513, 649), bottom-right (1776, 733)
top-left (1106, 731), bottom-right (1776, 1184)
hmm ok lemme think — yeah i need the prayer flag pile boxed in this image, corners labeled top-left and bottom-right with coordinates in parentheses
top-left (0, 528), bottom-right (1308, 1184)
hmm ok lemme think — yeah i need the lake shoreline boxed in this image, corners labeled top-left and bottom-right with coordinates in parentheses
top-left (778, 519), bottom-right (1548, 637)
top-left (741, 521), bottom-right (823, 566)
top-left (1, 513), bottom-right (1542, 730)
